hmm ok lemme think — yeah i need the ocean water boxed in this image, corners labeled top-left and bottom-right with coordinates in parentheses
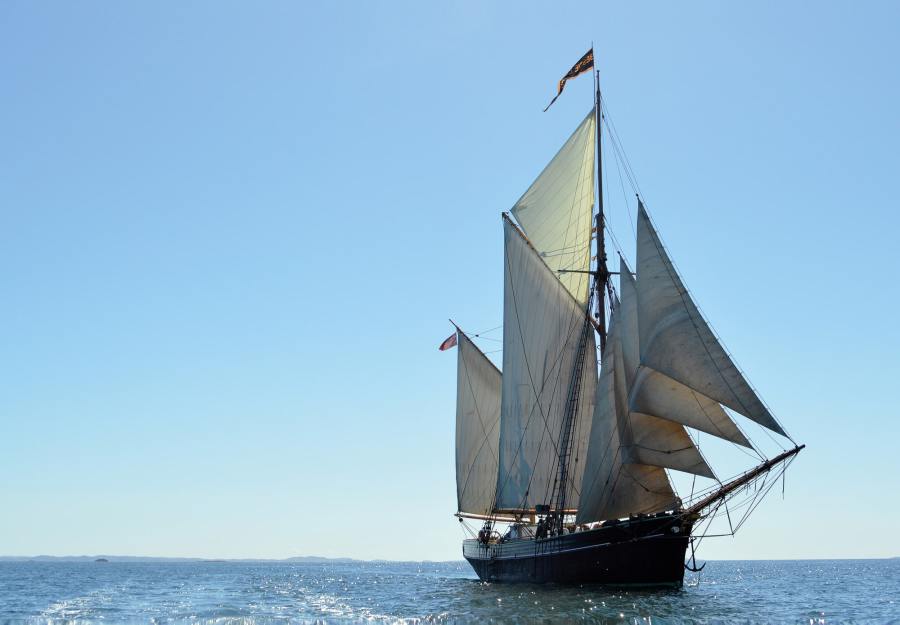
top-left (0, 559), bottom-right (896, 624)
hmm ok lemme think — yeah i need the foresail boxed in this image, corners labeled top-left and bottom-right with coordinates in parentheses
top-left (511, 108), bottom-right (595, 304)
top-left (576, 311), bottom-right (678, 524)
top-left (635, 205), bottom-right (787, 437)
top-left (455, 332), bottom-right (502, 516)
top-left (495, 218), bottom-right (597, 512)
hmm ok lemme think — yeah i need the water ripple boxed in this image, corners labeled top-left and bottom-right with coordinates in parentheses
top-left (0, 559), bottom-right (896, 624)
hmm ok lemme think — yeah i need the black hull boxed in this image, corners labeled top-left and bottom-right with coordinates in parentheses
top-left (463, 514), bottom-right (691, 586)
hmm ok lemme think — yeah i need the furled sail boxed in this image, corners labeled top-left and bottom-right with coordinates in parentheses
top-left (620, 256), bottom-right (751, 449)
top-left (635, 204), bottom-right (787, 437)
top-left (576, 310), bottom-right (678, 523)
top-left (510, 108), bottom-right (596, 304)
top-left (494, 217), bottom-right (597, 512)
top-left (455, 331), bottom-right (502, 516)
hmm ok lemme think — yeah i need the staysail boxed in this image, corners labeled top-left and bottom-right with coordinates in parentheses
top-left (620, 256), bottom-right (750, 449)
top-left (494, 217), bottom-right (597, 512)
top-left (635, 204), bottom-right (786, 436)
top-left (612, 261), bottom-right (714, 479)
top-left (455, 331), bottom-right (502, 516)
top-left (511, 108), bottom-right (595, 304)
top-left (576, 310), bottom-right (678, 523)
top-left (629, 368), bottom-right (751, 448)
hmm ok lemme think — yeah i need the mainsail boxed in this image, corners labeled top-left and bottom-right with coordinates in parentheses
top-left (511, 108), bottom-right (595, 304)
top-left (455, 331), bottom-right (502, 516)
top-left (494, 217), bottom-right (596, 512)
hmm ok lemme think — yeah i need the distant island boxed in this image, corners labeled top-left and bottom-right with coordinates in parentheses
top-left (0, 555), bottom-right (380, 564)
top-left (0, 555), bottom-right (893, 564)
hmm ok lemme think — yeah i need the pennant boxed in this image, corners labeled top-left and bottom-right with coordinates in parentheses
top-left (438, 332), bottom-right (458, 351)
top-left (543, 48), bottom-right (594, 112)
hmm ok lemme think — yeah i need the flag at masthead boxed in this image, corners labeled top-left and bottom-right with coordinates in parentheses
top-left (543, 48), bottom-right (594, 112)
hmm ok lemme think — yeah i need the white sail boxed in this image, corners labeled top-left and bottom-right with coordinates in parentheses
top-left (495, 218), bottom-right (597, 512)
top-left (511, 108), bottom-right (595, 304)
top-left (629, 367), bottom-right (751, 448)
top-left (455, 331), bottom-right (502, 516)
top-left (620, 256), bottom-right (751, 448)
top-left (636, 205), bottom-right (787, 437)
top-left (576, 311), bottom-right (678, 523)
top-left (616, 259), bottom-right (716, 477)
top-left (617, 257), bottom-right (641, 389)
top-left (621, 412), bottom-right (715, 478)
top-left (580, 462), bottom-right (677, 523)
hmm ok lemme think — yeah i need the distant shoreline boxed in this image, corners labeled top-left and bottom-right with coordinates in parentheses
top-left (0, 555), bottom-right (896, 563)
top-left (0, 555), bottom-right (457, 564)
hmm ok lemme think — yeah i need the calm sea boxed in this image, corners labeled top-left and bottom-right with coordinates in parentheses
top-left (0, 559), bottom-right (896, 624)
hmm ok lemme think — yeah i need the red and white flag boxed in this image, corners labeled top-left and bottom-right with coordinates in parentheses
top-left (438, 332), bottom-right (458, 351)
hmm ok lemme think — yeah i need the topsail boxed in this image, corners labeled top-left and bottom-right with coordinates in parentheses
top-left (511, 109), bottom-right (596, 304)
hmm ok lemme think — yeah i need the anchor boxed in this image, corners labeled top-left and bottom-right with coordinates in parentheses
top-left (684, 537), bottom-right (706, 572)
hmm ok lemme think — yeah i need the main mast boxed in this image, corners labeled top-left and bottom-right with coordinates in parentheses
top-left (550, 71), bottom-right (607, 533)
top-left (594, 70), bottom-right (609, 353)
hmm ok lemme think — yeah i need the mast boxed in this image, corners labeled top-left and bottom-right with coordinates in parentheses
top-left (549, 76), bottom-right (605, 533)
top-left (550, 307), bottom-right (592, 532)
top-left (594, 69), bottom-right (609, 354)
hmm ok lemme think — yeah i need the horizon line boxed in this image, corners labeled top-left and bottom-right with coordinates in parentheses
top-left (1, 555), bottom-right (896, 563)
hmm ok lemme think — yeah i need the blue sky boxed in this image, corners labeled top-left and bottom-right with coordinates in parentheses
top-left (2, 1), bottom-right (898, 561)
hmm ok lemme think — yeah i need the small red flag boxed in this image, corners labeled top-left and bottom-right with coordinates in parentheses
top-left (438, 332), bottom-right (458, 351)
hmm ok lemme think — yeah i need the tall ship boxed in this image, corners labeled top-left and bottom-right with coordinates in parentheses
top-left (444, 50), bottom-right (803, 586)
